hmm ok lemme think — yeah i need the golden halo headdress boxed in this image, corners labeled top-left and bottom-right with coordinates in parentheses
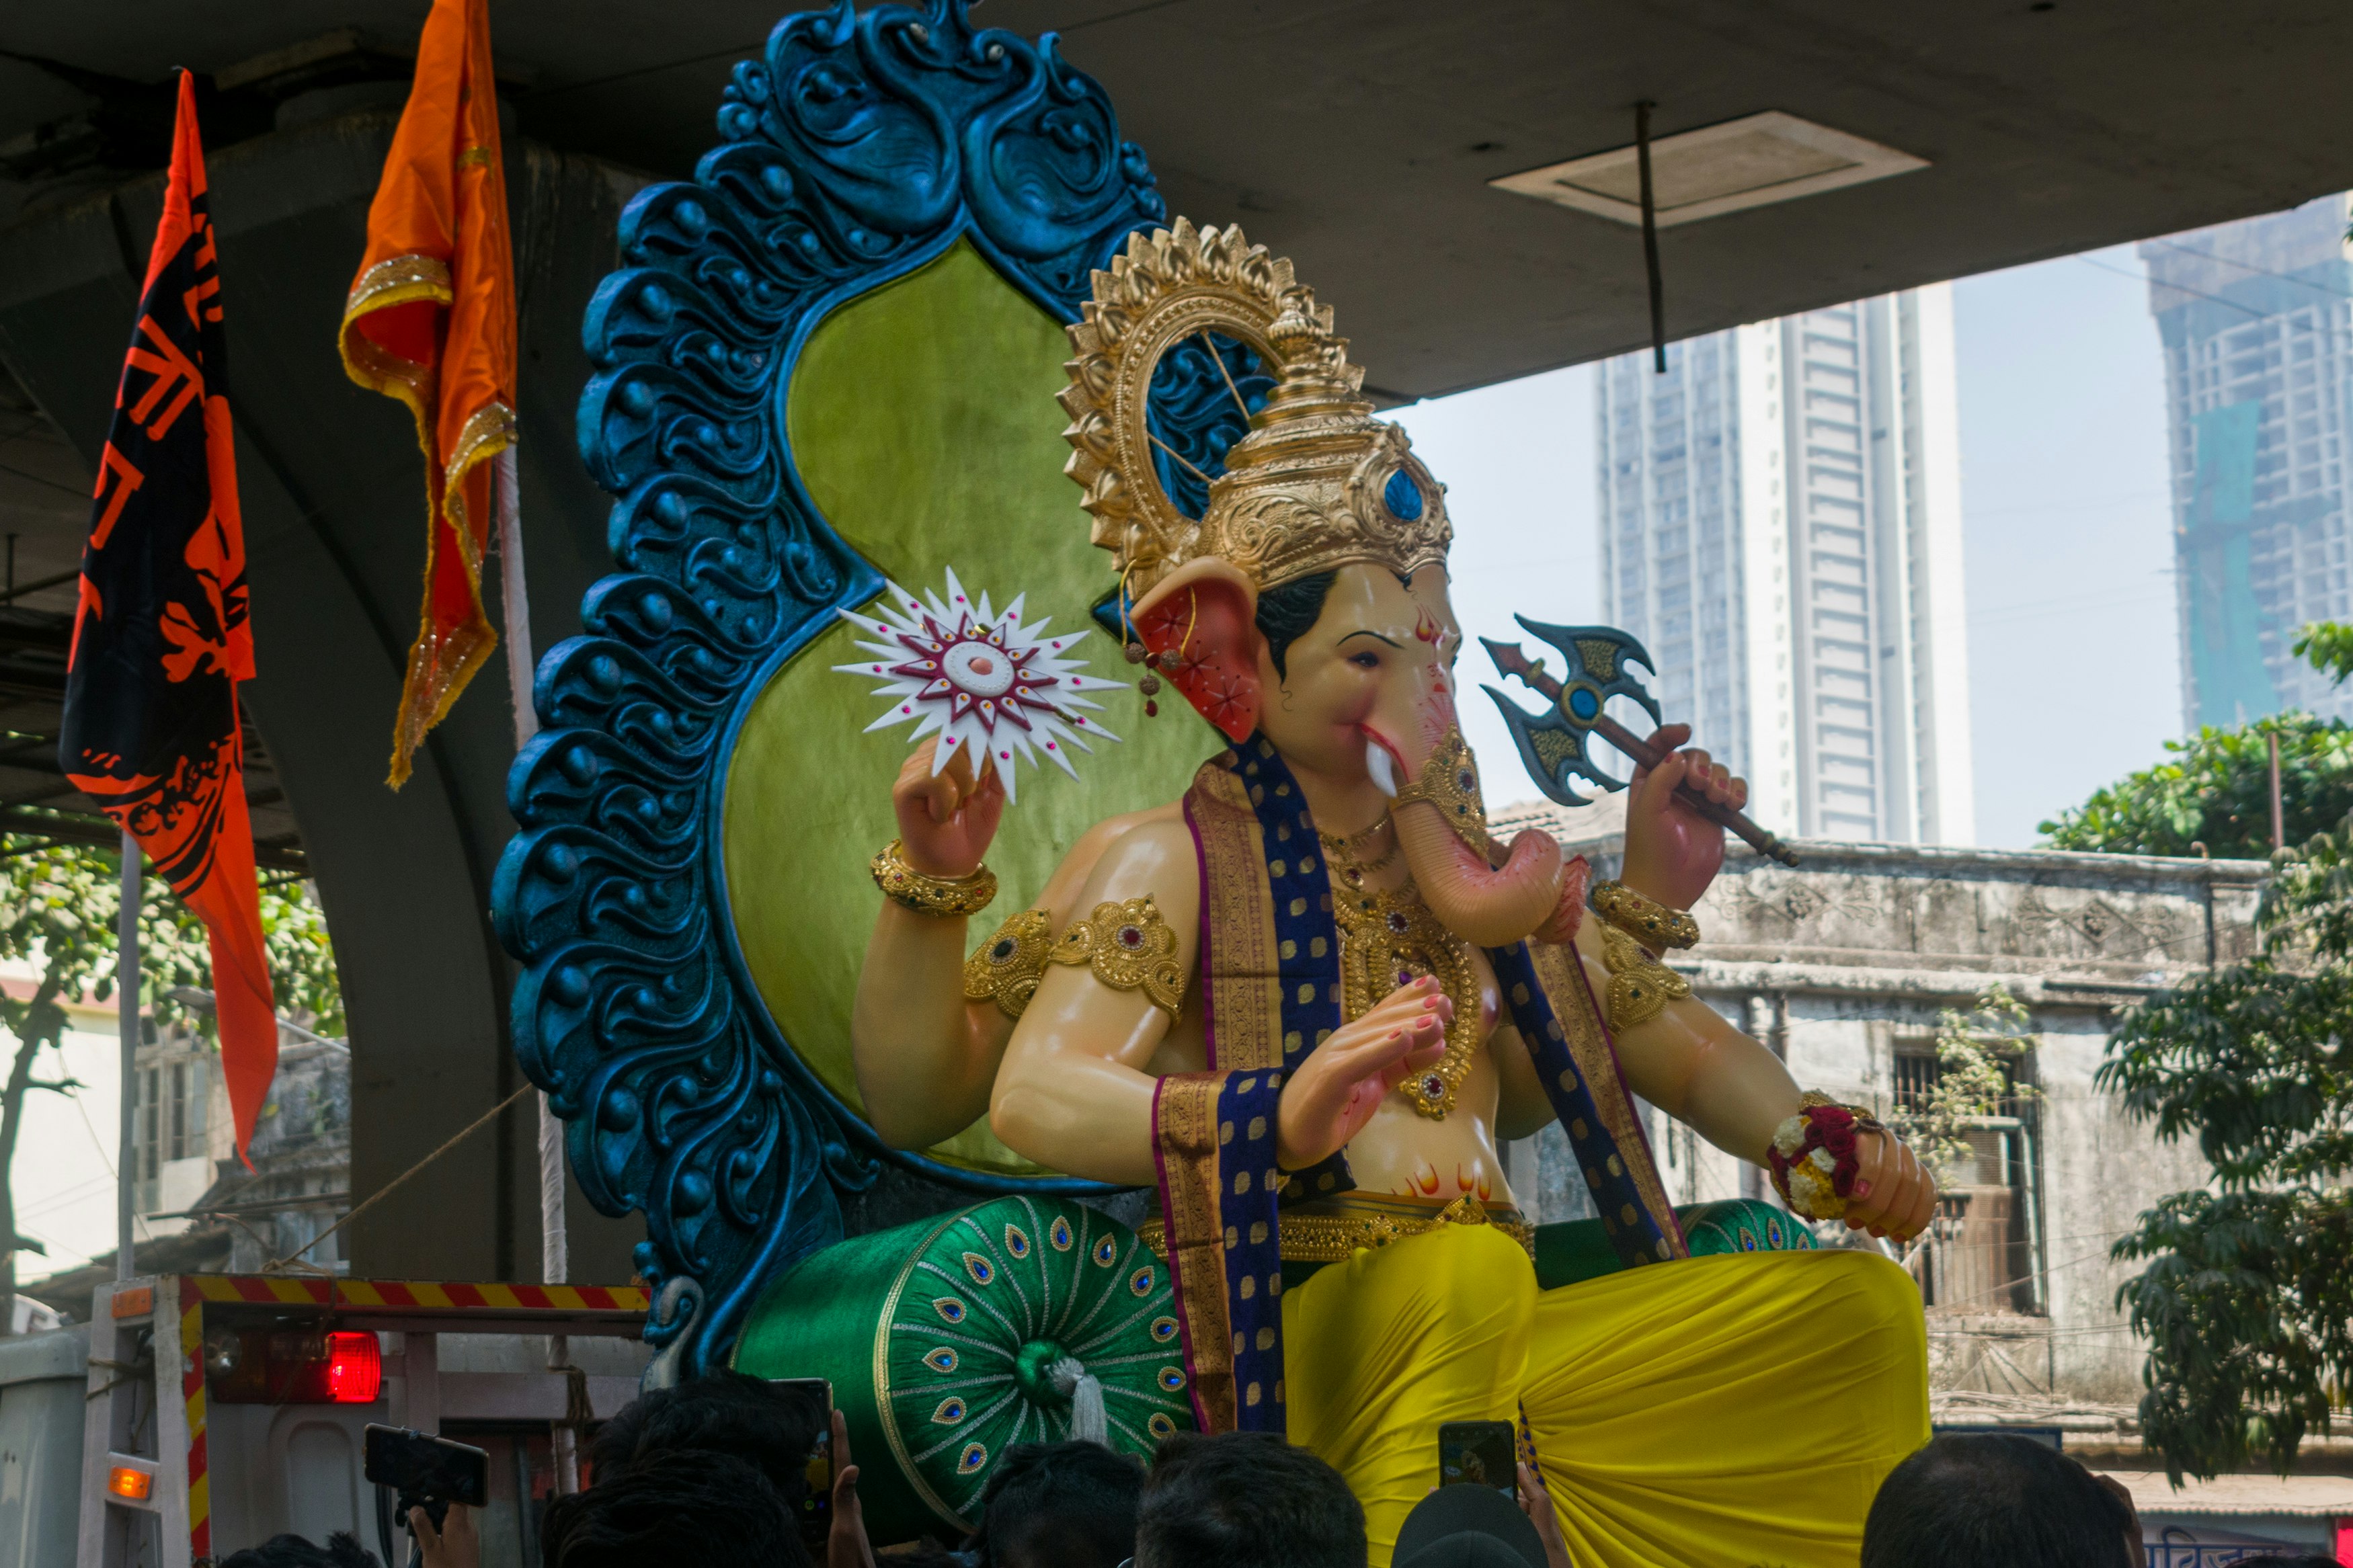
top-left (1058, 220), bottom-right (1451, 602)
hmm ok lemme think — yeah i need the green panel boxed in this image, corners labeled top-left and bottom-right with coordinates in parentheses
top-left (723, 240), bottom-right (1215, 1176)
top-left (1533, 1199), bottom-right (1814, 1290)
top-left (2185, 401), bottom-right (2278, 728)
top-left (733, 1198), bottom-right (1191, 1542)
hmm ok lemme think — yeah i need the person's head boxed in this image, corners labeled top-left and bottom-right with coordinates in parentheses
top-left (967, 1440), bottom-right (1144, 1568)
top-left (543, 1448), bottom-right (797, 1567)
top-left (589, 1368), bottom-right (824, 1505)
top-left (1862, 1434), bottom-right (2137, 1568)
top-left (1136, 1432), bottom-right (1365, 1568)
top-left (214, 1534), bottom-right (378, 1568)
top-left (1391, 1484), bottom-right (1545, 1568)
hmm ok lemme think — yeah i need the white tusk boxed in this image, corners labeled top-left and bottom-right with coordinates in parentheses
top-left (1365, 739), bottom-right (1399, 797)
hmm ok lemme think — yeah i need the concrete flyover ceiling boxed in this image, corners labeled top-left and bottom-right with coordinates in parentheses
top-left (0, 0), bottom-right (2345, 1280)
top-left (9, 1), bottom-right (2352, 401)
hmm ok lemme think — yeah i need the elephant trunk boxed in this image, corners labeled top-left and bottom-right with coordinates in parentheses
top-left (1371, 732), bottom-right (1563, 948)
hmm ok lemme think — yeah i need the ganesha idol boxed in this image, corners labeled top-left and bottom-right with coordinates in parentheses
top-left (848, 222), bottom-right (1935, 1567)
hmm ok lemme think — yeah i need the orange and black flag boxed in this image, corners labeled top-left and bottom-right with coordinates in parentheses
top-left (60, 71), bottom-right (279, 1161)
top-left (339, 0), bottom-right (518, 786)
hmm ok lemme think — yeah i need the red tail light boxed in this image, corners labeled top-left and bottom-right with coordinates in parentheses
top-left (325, 1332), bottom-right (381, 1403)
top-left (206, 1327), bottom-right (385, 1404)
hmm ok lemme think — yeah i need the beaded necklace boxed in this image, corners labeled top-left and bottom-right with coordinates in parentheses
top-left (1318, 823), bottom-right (1482, 1118)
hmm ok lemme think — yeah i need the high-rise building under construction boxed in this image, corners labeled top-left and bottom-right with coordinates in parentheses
top-left (1595, 290), bottom-right (1976, 845)
top-left (2143, 194), bottom-right (2353, 729)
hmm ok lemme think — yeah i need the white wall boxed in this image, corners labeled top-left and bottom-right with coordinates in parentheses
top-left (8, 998), bottom-right (136, 1276)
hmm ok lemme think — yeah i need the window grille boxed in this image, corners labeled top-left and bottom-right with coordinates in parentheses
top-left (1894, 1037), bottom-right (2045, 1317)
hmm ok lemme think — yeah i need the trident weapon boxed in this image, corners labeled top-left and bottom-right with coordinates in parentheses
top-left (1482, 617), bottom-right (1799, 867)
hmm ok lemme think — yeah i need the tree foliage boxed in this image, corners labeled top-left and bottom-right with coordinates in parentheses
top-left (1887, 983), bottom-right (2038, 1182)
top-left (2037, 715), bottom-right (2353, 860)
top-left (0, 835), bottom-right (342, 1320)
top-left (2292, 620), bottom-right (2353, 688)
top-left (2099, 629), bottom-right (2353, 1479)
top-left (2042, 622), bottom-right (2353, 860)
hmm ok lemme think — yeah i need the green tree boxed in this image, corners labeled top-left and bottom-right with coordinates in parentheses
top-left (2037, 716), bottom-right (2353, 860)
top-left (1887, 984), bottom-right (2038, 1182)
top-left (2102, 827), bottom-right (2353, 1479)
top-left (0, 837), bottom-right (341, 1330)
top-left (2094, 619), bottom-right (2353, 1479)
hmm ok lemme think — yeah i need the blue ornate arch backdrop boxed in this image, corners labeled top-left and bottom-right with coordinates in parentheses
top-left (489, 0), bottom-right (1269, 1377)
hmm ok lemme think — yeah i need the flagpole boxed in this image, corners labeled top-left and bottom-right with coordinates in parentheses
top-left (497, 446), bottom-right (578, 1490)
top-left (116, 829), bottom-right (141, 1281)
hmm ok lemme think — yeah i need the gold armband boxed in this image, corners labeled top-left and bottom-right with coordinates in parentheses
top-left (1048, 896), bottom-right (1184, 1018)
top-left (871, 839), bottom-right (997, 918)
top-left (1591, 879), bottom-right (1700, 950)
top-left (963, 909), bottom-right (1053, 1018)
top-left (1390, 727), bottom-right (1495, 856)
top-left (1596, 921), bottom-right (1691, 1033)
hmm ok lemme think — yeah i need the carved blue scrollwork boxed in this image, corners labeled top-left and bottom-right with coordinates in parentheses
top-left (490, 0), bottom-right (1187, 1377)
top-left (1149, 333), bottom-right (1273, 521)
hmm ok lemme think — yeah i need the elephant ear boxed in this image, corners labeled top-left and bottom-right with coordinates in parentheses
top-left (1134, 559), bottom-right (1261, 743)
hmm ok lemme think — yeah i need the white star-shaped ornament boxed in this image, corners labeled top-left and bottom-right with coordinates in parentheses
top-left (834, 568), bottom-right (1125, 801)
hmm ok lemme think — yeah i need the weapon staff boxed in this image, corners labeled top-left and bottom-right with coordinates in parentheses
top-left (1482, 617), bottom-right (1800, 867)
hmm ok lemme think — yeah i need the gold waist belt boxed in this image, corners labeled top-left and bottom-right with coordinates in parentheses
top-left (1136, 1194), bottom-right (1533, 1264)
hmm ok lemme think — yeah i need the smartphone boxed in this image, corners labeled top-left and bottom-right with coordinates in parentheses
top-left (770, 1376), bottom-right (834, 1550)
top-left (1437, 1420), bottom-right (1518, 1501)
top-left (363, 1425), bottom-right (489, 1532)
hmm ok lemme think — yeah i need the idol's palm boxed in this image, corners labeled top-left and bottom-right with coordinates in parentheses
top-left (1275, 977), bottom-right (1451, 1171)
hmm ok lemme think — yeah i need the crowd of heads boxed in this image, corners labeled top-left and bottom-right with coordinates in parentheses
top-left (214, 1381), bottom-right (2349, 1568)
top-left (210, 1370), bottom-right (1376, 1568)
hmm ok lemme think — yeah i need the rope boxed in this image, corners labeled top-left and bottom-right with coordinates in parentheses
top-left (1197, 329), bottom-right (1255, 421)
top-left (264, 1083), bottom-right (534, 1272)
top-left (1046, 1356), bottom-right (1108, 1447)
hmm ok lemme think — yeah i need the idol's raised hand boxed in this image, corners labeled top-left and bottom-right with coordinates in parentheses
top-left (1618, 722), bottom-right (1747, 911)
top-left (891, 737), bottom-right (1006, 879)
top-left (1275, 976), bottom-right (1450, 1171)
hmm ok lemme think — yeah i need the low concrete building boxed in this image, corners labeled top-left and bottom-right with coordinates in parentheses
top-left (1494, 798), bottom-right (2353, 1547)
top-left (1494, 794), bottom-right (2267, 1409)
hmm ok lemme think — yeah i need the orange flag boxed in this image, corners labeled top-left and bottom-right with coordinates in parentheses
top-left (340, 0), bottom-right (517, 786)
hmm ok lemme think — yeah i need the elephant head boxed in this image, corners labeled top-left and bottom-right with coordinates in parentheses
top-left (1130, 557), bottom-right (1571, 948)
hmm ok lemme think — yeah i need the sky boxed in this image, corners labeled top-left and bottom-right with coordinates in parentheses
top-left (1392, 243), bottom-right (2184, 850)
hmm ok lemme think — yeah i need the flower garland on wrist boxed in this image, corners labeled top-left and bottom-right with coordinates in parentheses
top-left (1766, 1091), bottom-right (1884, 1221)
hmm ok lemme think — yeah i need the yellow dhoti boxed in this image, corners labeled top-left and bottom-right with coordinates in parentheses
top-left (1282, 1225), bottom-right (1929, 1568)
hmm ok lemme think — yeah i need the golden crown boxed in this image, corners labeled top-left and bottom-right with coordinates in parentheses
top-left (1058, 220), bottom-right (1451, 601)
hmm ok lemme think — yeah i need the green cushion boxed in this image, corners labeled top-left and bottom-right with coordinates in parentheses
top-left (733, 1198), bottom-right (1195, 1541)
top-left (1533, 1199), bottom-right (1816, 1290)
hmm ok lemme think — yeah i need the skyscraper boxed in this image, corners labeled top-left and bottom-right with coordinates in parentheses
top-left (1595, 289), bottom-right (1975, 845)
top-left (2143, 194), bottom-right (2353, 730)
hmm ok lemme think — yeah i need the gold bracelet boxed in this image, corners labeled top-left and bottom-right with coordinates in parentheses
top-left (1591, 879), bottom-right (1700, 950)
top-left (1596, 921), bottom-right (1691, 1033)
top-left (1048, 896), bottom-right (1185, 1018)
top-left (963, 909), bottom-right (1053, 1018)
top-left (871, 839), bottom-right (997, 918)
top-left (1390, 727), bottom-right (1495, 856)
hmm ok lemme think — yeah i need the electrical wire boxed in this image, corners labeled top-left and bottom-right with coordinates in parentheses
top-left (2077, 253), bottom-right (2264, 319)
top-left (2146, 238), bottom-right (2353, 302)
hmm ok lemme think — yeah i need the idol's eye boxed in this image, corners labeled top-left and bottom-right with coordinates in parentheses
top-left (1349, 651), bottom-right (1382, 670)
